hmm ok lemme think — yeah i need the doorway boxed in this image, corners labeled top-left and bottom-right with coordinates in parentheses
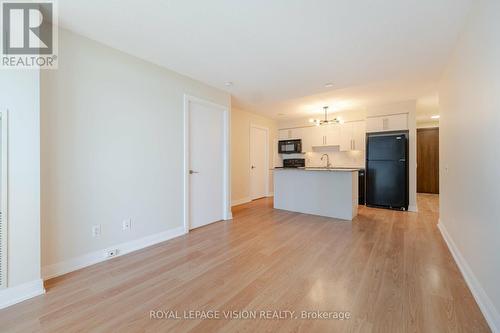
top-left (184, 95), bottom-right (230, 231)
top-left (250, 125), bottom-right (269, 200)
top-left (417, 127), bottom-right (439, 194)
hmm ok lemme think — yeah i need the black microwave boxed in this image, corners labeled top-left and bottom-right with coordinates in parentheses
top-left (278, 139), bottom-right (302, 154)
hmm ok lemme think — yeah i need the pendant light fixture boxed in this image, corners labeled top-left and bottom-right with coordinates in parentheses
top-left (309, 106), bottom-right (340, 126)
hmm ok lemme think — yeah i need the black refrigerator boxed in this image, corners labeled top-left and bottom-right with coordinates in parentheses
top-left (366, 132), bottom-right (409, 211)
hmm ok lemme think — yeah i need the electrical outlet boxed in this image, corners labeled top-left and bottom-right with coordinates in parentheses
top-left (92, 225), bottom-right (101, 237)
top-left (104, 249), bottom-right (118, 258)
top-left (122, 218), bottom-right (131, 231)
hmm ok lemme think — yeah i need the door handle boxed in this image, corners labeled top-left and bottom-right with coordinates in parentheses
top-left (399, 159), bottom-right (406, 162)
top-left (189, 170), bottom-right (199, 174)
top-left (251, 165), bottom-right (256, 169)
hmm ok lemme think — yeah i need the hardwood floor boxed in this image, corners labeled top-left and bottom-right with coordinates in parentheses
top-left (0, 194), bottom-right (490, 332)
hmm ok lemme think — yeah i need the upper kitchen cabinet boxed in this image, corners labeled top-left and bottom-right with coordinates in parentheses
top-left (366, 113), bottom-right (408, 133)
top-left (279, 127), bottom-right (306, 140)
top-left (278, 123), bottom-right (343, 152)
top-left (278, 129), bottom-right (291, 140)
top-left (340, 120), bottom-right (366, 151)
top-left (324, 124), bottom-right (341, 146)
top-left (301, 126), bottom-right (321, 151)
top-left (309, 124), bottom-right (340, 148)
top-left (296, 126), bottom-right (328, 152)
top-left (352, 121), bottom-right (366, 151)
top-left (278, 127), bottom-right (311, 152)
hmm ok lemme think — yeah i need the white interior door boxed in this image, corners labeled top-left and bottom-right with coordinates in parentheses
top-left (188, 100), bottom-right (225, 230)
top-left (250, 126), bottom-right (268, 200)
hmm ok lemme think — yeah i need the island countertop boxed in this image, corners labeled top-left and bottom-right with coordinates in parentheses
top-left (274, 168), bottom-right (359, 220)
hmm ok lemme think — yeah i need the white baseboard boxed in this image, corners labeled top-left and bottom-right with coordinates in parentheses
top-left (438, 220), bottom-right (499, 333)
top-left (42, 226), bottom-right (186, 280)
top-left (231, 197), bottom-right (251, 207)
top-left (267, 192), bottom-right (274, 197)
top-left (408, 204), bottom-right (418, 212)
top-left (0, 279), bottom-right (45, 310)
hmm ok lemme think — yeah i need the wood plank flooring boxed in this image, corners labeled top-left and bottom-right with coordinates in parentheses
top-left (0, 194), bottom-right (490, 332)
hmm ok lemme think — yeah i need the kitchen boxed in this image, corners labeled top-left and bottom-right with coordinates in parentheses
top-left (274, 103), bottom-right (416, 220)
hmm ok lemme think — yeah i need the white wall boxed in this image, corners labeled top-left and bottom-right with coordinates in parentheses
top-left (417, 121), bottom-right (439, 129)
top-left (41, 29), bottom-right (230, 275)
top-left (439, 0), bottom-right (500, 330)
top-left (0, 70), bottom-right (42, 303)
top-left (231, 108), bottom-right (277, 205)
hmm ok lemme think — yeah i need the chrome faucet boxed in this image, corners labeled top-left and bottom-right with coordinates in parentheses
top-left (321, 154), bottom-right (332, 168)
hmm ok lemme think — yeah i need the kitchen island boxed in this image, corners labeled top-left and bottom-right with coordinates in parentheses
top-left (274, 168), bottom-right (359, 220)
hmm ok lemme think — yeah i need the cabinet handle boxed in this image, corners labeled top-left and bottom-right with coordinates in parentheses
top-left (352, 139), bottom-right (355, 150)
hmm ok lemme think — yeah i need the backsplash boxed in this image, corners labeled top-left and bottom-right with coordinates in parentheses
top-left (276, 148), bottom-right (365, 168)
top-left (305, 149), bottom-right (365, 168)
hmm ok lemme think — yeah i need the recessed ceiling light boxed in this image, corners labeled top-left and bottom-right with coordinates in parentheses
top-left (224, 81), bottom-right (233, 87)
top-left (324, 83), bottom-right (334, 88)
top-left (431, 115), bottom-right (440, 119)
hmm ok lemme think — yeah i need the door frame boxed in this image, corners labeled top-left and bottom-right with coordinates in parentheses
top-left (0, 109), bottom-right (8, 289)
top-left (249, 123), bottom-right (269, 200)
top-left (183, 95), bottom-right (231, 234)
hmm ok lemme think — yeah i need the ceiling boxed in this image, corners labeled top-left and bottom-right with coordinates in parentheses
top-left (416, 94), bottom-right (440, 124)
top-left (58, 0), bottom-right (473, 118)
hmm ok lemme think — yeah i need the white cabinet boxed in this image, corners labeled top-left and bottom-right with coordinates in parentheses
top-left (352, 121), bottom-right (366, 151)
top-left (324, 124), bottom-right (341, 146)
top-left (340, 124), bottom-right (352, 151)
top-left (278, 129), bottom-right (290, 140)
top-left (300, 127), bottom-right (315, 152)
top-left (366, 113), bottom-right (408, 133)
top-left (278, 123), bottom-right (347, 152)
top-left (309, 126), bottom-right (325, 148)
top-left (340, 121), bottom-right (366, 151)
top-left (308, 124), bottom-right (340, 148)
top-left (301, 126), bottom-right (327, 151)
top-left (278, 127), bottom-right (311, 152)
top-left (289, 127), bottom-right (304, 140)
top-left (278, 128), bottom-right (305, 140)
